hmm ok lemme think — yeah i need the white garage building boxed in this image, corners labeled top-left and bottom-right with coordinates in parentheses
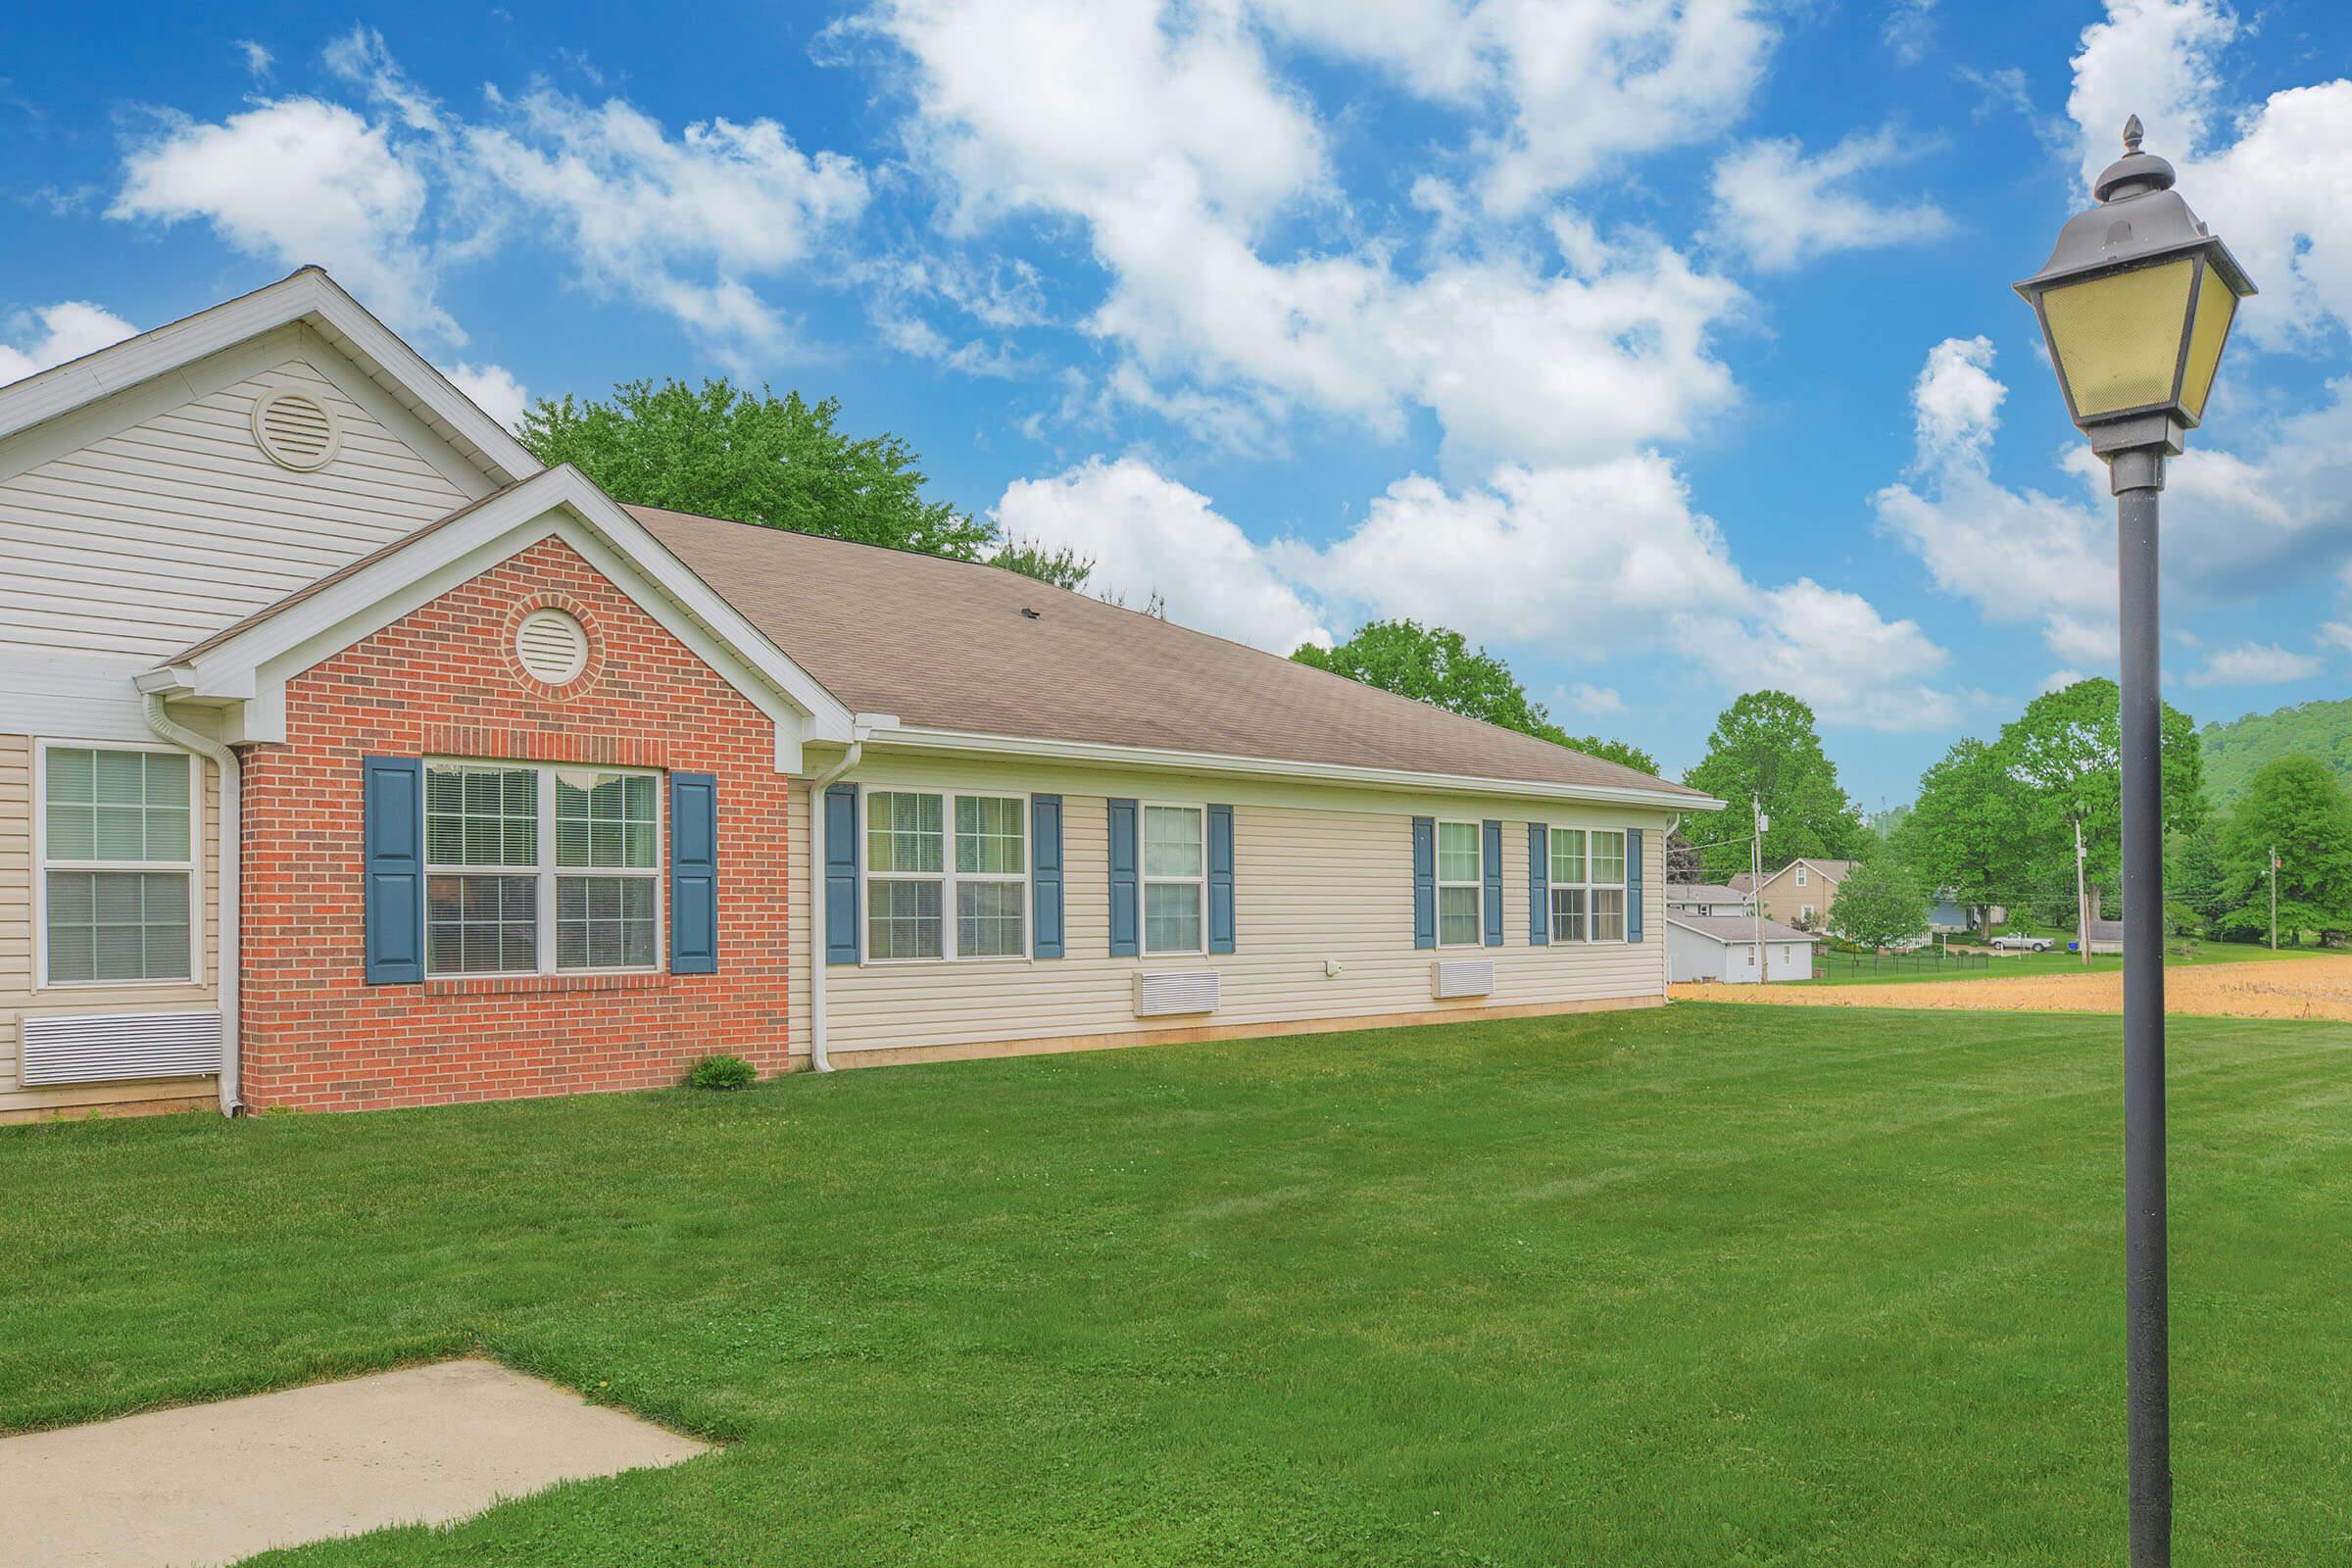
top-left (1666, 913), bottom-right (1818, 984)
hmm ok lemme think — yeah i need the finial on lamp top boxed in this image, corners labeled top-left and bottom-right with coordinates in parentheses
top-left (2094, 113), bottom-right (2175, 202)
top-left (2123, 114), bottom-right (2144, 154)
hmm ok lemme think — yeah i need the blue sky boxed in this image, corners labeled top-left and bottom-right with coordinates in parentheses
top-left (5, 0), bottom-right (2349, 805)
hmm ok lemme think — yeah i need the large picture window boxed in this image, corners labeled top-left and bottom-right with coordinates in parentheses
top-left (424, 762), bottom-right (662, 977)
top-left (40, 744), bottom-right (198, 986)
top-left (864, 789), bottom-right (1027, 961)
top-left (1437, 821), bottom-right (1483, 947)
top-left (1143, 804), bottom-right (1204, 955)
top-left (1548, 827), bottom-right (1628, 944)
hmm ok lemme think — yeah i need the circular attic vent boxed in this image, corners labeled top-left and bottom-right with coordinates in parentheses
top-left (515, 609), bottom-right (590, 685)
top-left (250, 387), bottom-right (342, 471)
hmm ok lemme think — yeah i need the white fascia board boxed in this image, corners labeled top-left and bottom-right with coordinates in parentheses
top-left (0, 269), bottom-right (539, 487)
top-left (867, 724), bottom-right (1726, 812)
top-left (156, 468), bottom-right (854, 762)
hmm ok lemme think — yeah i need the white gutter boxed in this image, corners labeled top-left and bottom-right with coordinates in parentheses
top-left (142, 695), bottom-right (240, 1116)
top-left (806, 717), bottom-right (883, 1072)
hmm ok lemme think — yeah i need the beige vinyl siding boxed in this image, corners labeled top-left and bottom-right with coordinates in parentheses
top-left (0, 733), bottom-right (221, 1115)
top-left (0, 356), bottom-right (470, 662)
top-left (805, 754), bottom-right (1671, 1060)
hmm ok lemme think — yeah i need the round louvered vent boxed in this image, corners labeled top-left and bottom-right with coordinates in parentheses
top-left (515, 609), bottom-right (590, 685)
top-left (250, 388), bottom-right (342, 471)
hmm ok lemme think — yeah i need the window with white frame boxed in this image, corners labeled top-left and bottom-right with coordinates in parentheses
top-left (1436, 821), bottom-right (1483, 947)
top-left (864, 789), bottom-right (1027, 961)
top-left (1795, 865), bottom-right (1808, 887)
top-left (1143, 804), bottom-right (1204, 955)
top-left (41, 745), bottom-right (197, 985)
top-left (1548, 827), bottom-right (1628, 943)
top-left (424, 762), bottom-right (662, 977)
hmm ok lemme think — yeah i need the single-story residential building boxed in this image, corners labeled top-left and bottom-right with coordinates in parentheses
top-left (1666, 882), bottom-right (1752, 918)
top-left (0, 269), bottom-right (1724, 1119)
top-left (1665, 914), bottom-right (1817, 984)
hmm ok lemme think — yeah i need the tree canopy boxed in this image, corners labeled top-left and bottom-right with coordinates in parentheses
top-left (1292, 619), bottom-right (1657, 774)
top-left (993, 537), bottom-right (1095, 591)
top-left (2213, 755), bottom-right (2352, 941)
top-left (1828, 858), bottom-right (1932, 952)
top-left (1897, 738), bottom-right (2033, 930)
top-left (1680, 691), bottom-right (1864, 880)
top-left (2198, 696), bottom-right (2352, 805)
top-left (519, 378), bottom-right (996, 559)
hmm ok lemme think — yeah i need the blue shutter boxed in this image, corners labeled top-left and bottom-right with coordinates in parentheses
top-left (824, 783), bottom-right (860, 965)
top-left (1107, 799), bottom-right (1139, 957)
top-left (1528, 822), bottom-right (1549, 946)
top-left (362, 756), bottom-right (424, 985)
top-left (1482, 819), bottom-right (1504, 948)
top-left (1032, 794), bottom-right (1064, 958)
top-left (1627, 826), bottom-right (1645, 943)
top-left (1207, 804), bottom-right (1235, 955)
top-left (1412, 817), bottom-right (1436, 950)
top-left (668, 772), bottom-right (718, 974)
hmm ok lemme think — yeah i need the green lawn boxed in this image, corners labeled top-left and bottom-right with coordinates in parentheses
top-left (1796, 939), bottom-right (2336, 987)
top-left (5, 1005), bottom-right (2347, 1565)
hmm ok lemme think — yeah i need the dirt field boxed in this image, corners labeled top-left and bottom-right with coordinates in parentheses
top-left (1674, 956), bottom-right (2352, 1020)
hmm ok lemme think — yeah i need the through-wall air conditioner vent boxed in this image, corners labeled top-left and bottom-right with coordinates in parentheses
top-left (1134, 969), bottom-right (1219, 1017)
top-left (515, 609), bottom-right (590, 685)
top-left (20, 1010), bottom-right (224, 1085)
top-left (1433, 959), bottom-right (1494, 999)
top-left (250, 387), bottom-right (342, 471)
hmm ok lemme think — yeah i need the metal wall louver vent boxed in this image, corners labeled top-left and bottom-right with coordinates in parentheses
top-left (515, 609), bottom-right (590, 684)
top-left (1433, 959), bottom-right (1494, 999)
top-left (20, 1010), bottom-right (224, 1085)
top-left (1134, 969), bottom-right (1219, 1018)
top-left (250, 388), bottom-right (341, 471)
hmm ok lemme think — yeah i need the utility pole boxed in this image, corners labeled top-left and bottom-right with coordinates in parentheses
top-left (2076, 816), bottom-right (2090, 967)
top-left (1751, 794), bottom-right (1766, 985)
top-left (2270, 845), bottom-right (2278, 952)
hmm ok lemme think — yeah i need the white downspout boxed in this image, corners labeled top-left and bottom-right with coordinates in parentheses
top-left (806, 731), bottom-right (868, 1072)
top-left (143, 695), bottom-right (241, 1116)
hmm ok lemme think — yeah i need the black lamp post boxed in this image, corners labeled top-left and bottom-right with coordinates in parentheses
top-left (2015, 118), bottom-right (2255, 1568)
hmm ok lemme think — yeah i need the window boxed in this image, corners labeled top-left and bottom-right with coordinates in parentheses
top-left (1547, 826), bottom-right (1628, 944)
top-left (864, 789), bottom-right (1027, 961)
top-left (1144, 805), bottom-right (1204, 955)
top-left (1795, 865), bottom-right (1808, 887)
top-left (41, 745), bottom-right (197, 985)
top-left (424, 762), bottom-right (662, 977)
top-left (1437, 821), bottom-right (1483, 947)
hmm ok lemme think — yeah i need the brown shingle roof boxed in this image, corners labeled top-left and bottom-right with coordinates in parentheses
top-left (628, 507), bottom-right (1709, 800)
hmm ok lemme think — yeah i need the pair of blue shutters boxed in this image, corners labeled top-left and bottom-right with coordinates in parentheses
top-left (1410, 817), bottom-right (1504, 950)
top-left (361, 757), bottom-right (717, 984)
top-left (1105, 800), bottom-right (1234, 958)
top-left (822, 788), bottom-right (1090, 963)
top-left (1413, 818), bottom-right (1646, 948)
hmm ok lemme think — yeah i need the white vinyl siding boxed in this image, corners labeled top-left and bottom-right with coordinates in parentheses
top-left (800, 756), bottom-right (1671, 1064)
top-left (0, 351), bottom-right (472, 662)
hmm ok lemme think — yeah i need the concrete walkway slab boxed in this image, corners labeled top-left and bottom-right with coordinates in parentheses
top-left (1, 1357), bottom-right (712, 1567)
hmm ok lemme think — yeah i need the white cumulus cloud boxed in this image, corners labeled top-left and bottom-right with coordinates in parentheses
top-left (1708, 127), bottom-right (1954, 272)
top-left (0, 302), bottom-right (139, 385)
top-left (2183, 643), bottom-right (2323, 688)
top-left (436, 361), bottom-right (530, 432)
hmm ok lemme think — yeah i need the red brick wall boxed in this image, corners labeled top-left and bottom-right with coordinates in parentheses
top-left (239, 535), bottom-right (793, 1111)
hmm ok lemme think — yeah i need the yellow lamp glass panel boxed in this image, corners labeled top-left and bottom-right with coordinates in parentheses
top-left (2040, 257), bottom-right (2195, 418)
top-left (2179, 266), bottom-right (2237, 419)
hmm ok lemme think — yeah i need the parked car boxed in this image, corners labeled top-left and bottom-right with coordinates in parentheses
top-left (1989, 932), bottom-right (2054, 952)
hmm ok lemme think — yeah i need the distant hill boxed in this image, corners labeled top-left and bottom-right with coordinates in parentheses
top-left (2199, 697), bottom-right (2352, 804)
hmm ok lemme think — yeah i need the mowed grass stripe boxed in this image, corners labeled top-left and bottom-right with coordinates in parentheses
top-left (2, 1004), bottom-right (2345, 1565)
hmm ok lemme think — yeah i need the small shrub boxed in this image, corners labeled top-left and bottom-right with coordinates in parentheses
top-left (687, 1054), bottom-right (757, 1092)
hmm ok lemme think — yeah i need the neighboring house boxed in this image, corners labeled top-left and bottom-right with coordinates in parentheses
top-left (1666, 883), bottom-right (1752, 918)
top-left (1665, 914), bottom-right (1817, 984)
top-left (1928, 894), bottom-right (1968, 933)
top-left (1748, 858), bottom-right (1858, 930)
top-left (0, 269), bottom-right (1723, 1120)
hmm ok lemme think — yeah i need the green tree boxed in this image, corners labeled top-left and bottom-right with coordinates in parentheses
top-left (1996, 678), bottom-right (2203, 882)
top-left (2167, 818), bottom-right (2231, 934)
top-left (1680, 692), bottom-right (1864, 881)
top-left (993, 537), bottom-right (1094, 591)
top-left (1292, 620), bottom-right (1656, 773)
top-left (519, 379), bottom-right (995, 559)
top-left (1827, 858), bottom-right (1932, 952)
top-left (1899, 738), bottom-right (2038, 934)
top-left (2214, 756), bottom-right (2352, 944)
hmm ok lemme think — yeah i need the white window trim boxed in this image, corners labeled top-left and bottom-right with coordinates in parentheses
top-left (1435, 818), bottom-right (1485, 950)
top-left (860, 786), bottom-right (1034, 964)
top-left (1141, 799), bottom-right (1209, 957)
top-left (422, 759), bottom-right (666, 979)
top-left (1545, 824), bottom-right (1631, 947)
top-left (32, 738), bottom-right (205, 992)
top-left (1795, 865), bottom-right (1808, 887)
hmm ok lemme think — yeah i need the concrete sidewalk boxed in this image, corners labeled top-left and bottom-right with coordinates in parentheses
top-left (1, 1358), bottom-right (711, 1567)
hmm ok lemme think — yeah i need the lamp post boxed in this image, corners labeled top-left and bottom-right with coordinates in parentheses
top-left (2015, 118), bottom-right (2255, 1568)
